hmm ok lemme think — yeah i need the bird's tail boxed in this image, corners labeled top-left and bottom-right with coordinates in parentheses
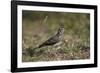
top-left (38, 44), bottom-right (44, 48)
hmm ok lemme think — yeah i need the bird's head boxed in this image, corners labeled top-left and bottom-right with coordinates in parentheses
top-left (59, 24), bottom-right (64, 28)
top-left (57, 24), bottom-right (64, 35)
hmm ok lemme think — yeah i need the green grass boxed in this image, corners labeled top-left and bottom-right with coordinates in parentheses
top-left (22, 10), bottom-right (90, 62)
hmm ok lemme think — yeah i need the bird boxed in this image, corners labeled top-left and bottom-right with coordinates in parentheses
top-left (25, 24), bottom-right (64, 56)
top-left (37, 24), bottom-right (64, 48)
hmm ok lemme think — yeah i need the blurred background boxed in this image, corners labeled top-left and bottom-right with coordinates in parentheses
top-left (22, 10), bottom-right (90, 62)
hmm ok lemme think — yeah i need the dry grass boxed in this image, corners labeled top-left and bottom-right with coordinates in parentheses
top-left (22, 35), bottom-right (90, 62)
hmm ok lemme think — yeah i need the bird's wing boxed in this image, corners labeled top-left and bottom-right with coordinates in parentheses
top-left (38, 35), bottom-right (59, 48)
